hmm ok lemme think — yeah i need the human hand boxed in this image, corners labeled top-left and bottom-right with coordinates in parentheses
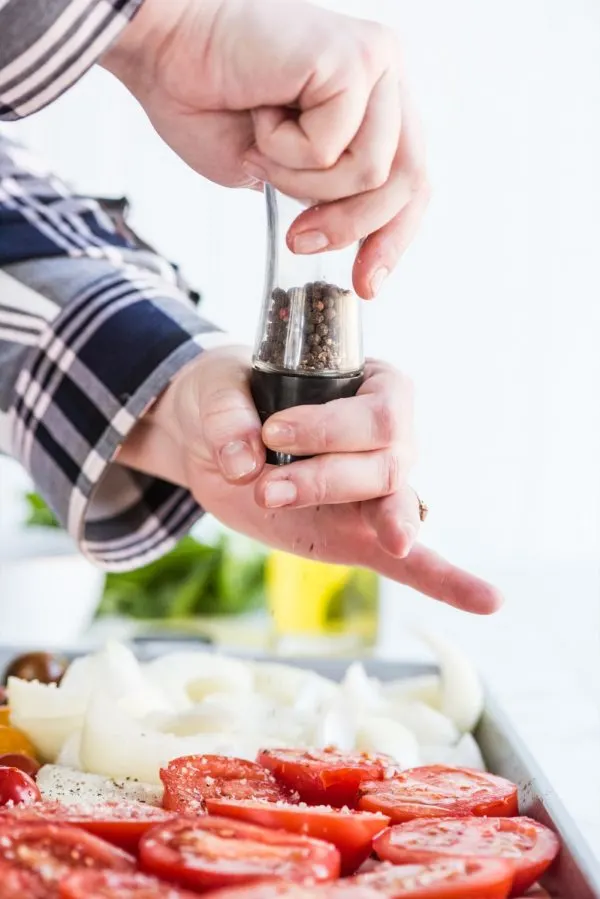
top-left (117, 347), bottom-right (502, 615)
top-left (102, 0), bottom-right (429, 299)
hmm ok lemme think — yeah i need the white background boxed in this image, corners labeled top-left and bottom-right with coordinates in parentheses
top-left (2, 0), bottom-right (600, 646)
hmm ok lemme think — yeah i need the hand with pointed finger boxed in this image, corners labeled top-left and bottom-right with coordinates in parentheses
top-left (102, 0), bottom-right (429, 299)
top-left (118, 347), bottom-right (502, 616)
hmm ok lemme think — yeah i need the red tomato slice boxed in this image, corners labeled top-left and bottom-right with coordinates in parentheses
top-left (350, 859), bottom-right (514, 898)
top-left (0, 822), bottom-right (134, 899)
top-left (161, 755), bottom-right (291, 813)
top-left (257, 748), bottom-right (396, 809)
top-left (373, 816), bottom-right (559, 896)
top-left (206, 797), bottom-right (389, 875)
top-left (183, 859), bottom-right (513, 899)
top-left (358, 766), bottom-right (518, 822)
top-left (59, 870), bottom-right (200, 899)
top-left (139, 815), bottom-right (341, 892)
top-left (0, 800), bottom-right (174, 854)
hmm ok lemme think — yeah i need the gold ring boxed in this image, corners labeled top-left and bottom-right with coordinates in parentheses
top-left (414, 491), bottom-right (429, 522)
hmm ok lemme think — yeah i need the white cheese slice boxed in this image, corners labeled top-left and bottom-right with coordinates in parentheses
top-left (37, 764), bottom-right (163, 807)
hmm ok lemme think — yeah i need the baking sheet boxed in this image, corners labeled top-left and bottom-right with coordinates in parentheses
top-left (0, 645), bottom-right (597, 897)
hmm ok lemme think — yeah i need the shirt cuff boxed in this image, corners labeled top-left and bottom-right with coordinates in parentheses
top-left (10, 262), bottom-right (224, 571)
top-left (0, 0), bottom-right (144, 121)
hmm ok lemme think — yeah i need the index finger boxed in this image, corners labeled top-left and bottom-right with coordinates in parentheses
top-left (376, 543), bottom-right (503, 615)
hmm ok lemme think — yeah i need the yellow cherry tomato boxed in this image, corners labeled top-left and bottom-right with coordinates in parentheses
top-left (0, 724), bottom-right (36, 759)
top-left (0, 709), bottom-right (10, 727)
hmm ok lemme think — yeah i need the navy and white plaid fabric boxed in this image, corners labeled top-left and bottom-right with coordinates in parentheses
top-left (0, 134), bottom-right (218, 570)
top-left (0, 0), bottom-right (143, 120)
top-left (0, 0), bottom-right (230, 571)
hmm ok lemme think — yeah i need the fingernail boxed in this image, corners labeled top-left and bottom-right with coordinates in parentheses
top-left (219, 440), bottom-right (257, 480)
top-left (293, 231), bottom-right (329, 254)
top-left (264, 480), bottom-right (298, 508)
top-left (370, 266), bottom-right (389, 296)
top-left (263, 421), bottom-right (295, 448)
top-left (242, 161), bottom-right (267, 182)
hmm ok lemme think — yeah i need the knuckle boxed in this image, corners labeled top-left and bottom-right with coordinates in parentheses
top-left (311, 144), bottom-right (342, 170)
top-left (358, 22), bottom-right (393, 69)
top-left (311, 463), bottom-right (331, 505)
top-left (358, 160), bottom-right (390, 193)
top-left (380, 450), bottom-right (402, 495)
top-left (371, 397), bottom-right (399, 445)
top-left (202, 387), bottom-right (253, 442)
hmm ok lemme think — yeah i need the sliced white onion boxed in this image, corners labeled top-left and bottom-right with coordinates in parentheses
top-left (313, 693), bottom-right (357, 751)
top-left (386, 699), bottom-right (459, 746)
top-left (417, 631), bottom-right (484, 732)
top-left (79, 687), bottom-right (258, 783)
top-left (7, 678), bottom-right (87, 761)
top-left (356, 716), bottom-right (420, 768)
top-left (382, 675), bottom-right (442, 709)
top-left (252, 662), bottom-right (337, 707)
top-left (145, 652), bottom-right (252, 710)
top-left (444, 733), bottom-right (486, 770)
top-left (57, 731), bottom-right (82, 769)
top-left (340, 662), bottom-right (386, 715)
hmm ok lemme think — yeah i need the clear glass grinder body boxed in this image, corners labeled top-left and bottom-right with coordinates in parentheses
top-left (251, 186), bottom-right (365, 465)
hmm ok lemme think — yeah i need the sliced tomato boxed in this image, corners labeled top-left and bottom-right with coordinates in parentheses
top-left (184, 859), bottom-right (513, 899)
top-left (161, 755), bottom-right (291, 814)
top-left (358, 766), bottom-right (518, 822)
top-left (350, 859), bottom-right (514, 897)
top-left (257, 748), bottom-right (396, 809)
top-left (0, 800), bottom-right (174, 854)
top-left (0, 822), bottom-right (134, 899)
top-left (139, 814), bottom-right (340, 892)
top-left (182, 884), bottom-right (341, 899)
top-left (206, 797), bottom-right (389, 875)
top-left (373, 816), bottom-right (559, 896)
top-left (59, 870), bottom-right (200, 899)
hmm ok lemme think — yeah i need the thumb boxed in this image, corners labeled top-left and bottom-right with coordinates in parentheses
top-left (173, 347), bottom-right (266, 484)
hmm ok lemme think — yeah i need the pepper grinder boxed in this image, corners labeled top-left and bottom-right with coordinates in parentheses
top-left (251, 186), bottom-right (365, 465)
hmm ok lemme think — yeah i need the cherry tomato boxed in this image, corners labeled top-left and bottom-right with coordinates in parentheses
top-left (257, 748), bottom-right (396, 809)
top-left (59, 870), bottom-right (200, 899)
top-left (373, 816), bottom-right (559, 897)
top-left (0, 753), bottom-right (41, 778)
top-left (0, 766), bottom-right (41, 805)
top-left (206, 797), bottom-right (389, 875)
top-left (0, 822), bottom-right (134, 899)
top-left (0, 800), bottom-right (174, 854)
top-left (139, 815), bottom-right (341, 892)
top-left (3, 651), bottom-right (68, 686)
top-left (351, 859), bottom-right (514, 897)
top-left (161, 755), bottom-right (291, 813)
top-left (358, 766), bottom-right (518, 823)
top-left (0, 723), bottom-right (37, 758)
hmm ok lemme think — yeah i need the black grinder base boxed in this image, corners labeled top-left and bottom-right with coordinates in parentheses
top-left (251, 367), bottom-right (364, 465)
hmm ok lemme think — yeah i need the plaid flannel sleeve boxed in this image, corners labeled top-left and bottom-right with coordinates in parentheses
top-left (0, 135), bottom-right (221, 571)
top-left (0, 0), bottom-right (143, 120)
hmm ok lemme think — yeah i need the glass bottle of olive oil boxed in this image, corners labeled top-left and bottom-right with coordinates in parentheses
top-left (266, 552), bottom-right (379, 656)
